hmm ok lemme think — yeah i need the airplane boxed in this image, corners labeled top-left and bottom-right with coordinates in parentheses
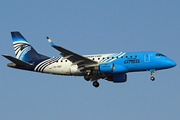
top-left (2, 31), bottom-right (176, 87)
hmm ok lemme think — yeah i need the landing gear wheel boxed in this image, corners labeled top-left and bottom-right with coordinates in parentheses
top-left (150, 76), bottom-right (155, 81)
top-left (93, 81), bottom-right (99, 88)
top-left (84, 75), bottom-right (91, 81)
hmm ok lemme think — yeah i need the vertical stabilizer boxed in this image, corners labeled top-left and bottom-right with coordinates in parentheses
top-left (11, 32), bottom-right (48, 61)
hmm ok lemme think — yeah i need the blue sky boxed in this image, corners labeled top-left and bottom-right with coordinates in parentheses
top-left (0, 0), bottom-right (179, 120)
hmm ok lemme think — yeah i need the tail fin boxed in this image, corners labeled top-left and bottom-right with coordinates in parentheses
top-left (11, 32), bottom-right (48, 61)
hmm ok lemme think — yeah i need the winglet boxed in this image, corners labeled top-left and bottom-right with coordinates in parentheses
top-left (47, 37), bottom-right (56, 46)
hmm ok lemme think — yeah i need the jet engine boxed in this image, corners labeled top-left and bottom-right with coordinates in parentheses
top-left (99, 63), bottom-right (114, 72)
top-left (106, 74), bottom-right (127, 83)
top-left (95, 63), bottom-right (128, 74)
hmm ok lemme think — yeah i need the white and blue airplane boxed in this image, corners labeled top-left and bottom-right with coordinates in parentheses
top-left (2, 32), bottom-right (176, 87)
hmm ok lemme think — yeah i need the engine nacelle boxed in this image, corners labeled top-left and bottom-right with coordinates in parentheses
top-left (96, 63), bottom-right (128, 74)
top-left (99, 63), bottom-right (114, 72)
top-left (106, 74), bottom-right (127, 83)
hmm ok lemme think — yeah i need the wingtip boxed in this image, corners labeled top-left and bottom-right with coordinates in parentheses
top-left (46, 37), bottom-right (55, 46)
top-left (46, 36), bottom-right (51, 43)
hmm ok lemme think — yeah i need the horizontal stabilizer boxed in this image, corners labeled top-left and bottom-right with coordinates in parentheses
top-left (2, 55), bottom-right (32, 66)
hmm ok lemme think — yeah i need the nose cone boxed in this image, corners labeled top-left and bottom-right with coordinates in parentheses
top-left (168, 59), bottom-right (176, 68)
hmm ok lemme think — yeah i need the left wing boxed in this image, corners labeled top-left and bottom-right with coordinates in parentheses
top-left (47, 37), bottom-right (98, 70)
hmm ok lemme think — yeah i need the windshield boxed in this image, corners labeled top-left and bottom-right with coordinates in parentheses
top-left (156, 53), bottom-right (166, 57)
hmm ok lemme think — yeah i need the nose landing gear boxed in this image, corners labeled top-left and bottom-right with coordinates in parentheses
top-left (150, 69), bottom-right (156, 81)
top-left (150, 76), bottom-right (155, 81)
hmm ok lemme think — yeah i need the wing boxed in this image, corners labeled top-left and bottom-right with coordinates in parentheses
top-left (47, 37), bottom-right (98, 70)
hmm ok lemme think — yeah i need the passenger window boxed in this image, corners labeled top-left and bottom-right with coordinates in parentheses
top-left (121, 56), bottom-right (123, 58)
top-left (130, 56), bottom-right (132, 58)
top-left (65, 60), bottom-right (67, 62)
top-left (61, 60), bottom-right (63, 62)
top-left (103, 57), bottom-right (105, 59)
top-left (116, 56), bottom-right (118, 59)
top-left (92, 58), bottom-right (94, 60)
top-left (107, 57), bottom-right (109, 59)
top-left (98, 58), bottom-right (100, 60)
top-left (112, 57), bottom-right (114, 59)
top-left (135, 55), bottom-right (137, 57)
top-left (126, 56), bottom-right (128, 58)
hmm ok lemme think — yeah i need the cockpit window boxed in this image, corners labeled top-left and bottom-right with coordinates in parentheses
top-left (156, 53), bottom-right (166, 57)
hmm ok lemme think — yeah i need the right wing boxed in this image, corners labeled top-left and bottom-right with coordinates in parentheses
top-left (47, 37), bottom-right (98, 70)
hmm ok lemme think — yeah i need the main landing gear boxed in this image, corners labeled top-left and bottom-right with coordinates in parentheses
top-left (84, 75), bottom-right (100, 88)
top-left (93, 81), bottom-right (99, 88)
top-left (84, 71), bottom-right (101, 88)
top-left (150, 69), bottom-right (156, 81)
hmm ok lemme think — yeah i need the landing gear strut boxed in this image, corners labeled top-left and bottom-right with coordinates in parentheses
top-left (150, 69), bottom-right (156, 81)
top-left (93, 81), bottom-right (99, 88)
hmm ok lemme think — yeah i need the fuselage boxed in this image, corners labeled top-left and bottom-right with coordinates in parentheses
top-left (12, 51), bottom-right (175, 77)
top-left (3, 31), bottom-right (177, 87)
top-left (3, 31), bottom-right (176, 87)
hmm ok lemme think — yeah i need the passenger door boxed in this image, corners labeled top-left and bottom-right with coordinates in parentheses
top-left (144, 53), bottom-right (150, 63)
